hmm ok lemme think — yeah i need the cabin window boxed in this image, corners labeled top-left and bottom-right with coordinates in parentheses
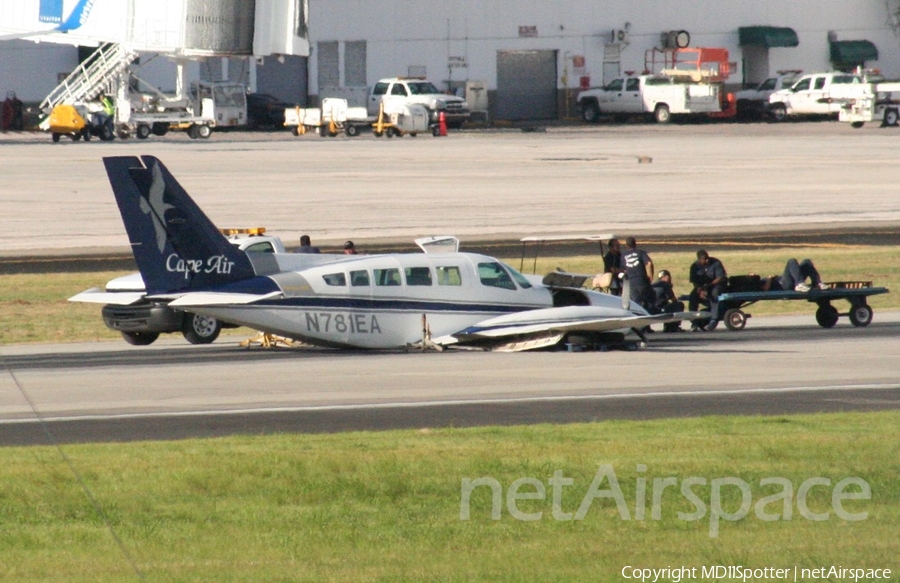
top-left (322, 272), bottom-right (346, 286)
top-left (405, 267), bottom-right (432, 286)
top-left (374, 268), bottom-right (401, 286)
top-left (350, 270), bottom-right (370, 286)
top-left (436, 266), bottom-right (462, 286)
top-left (605, 78), bottom-right (624, 91)
top-left (625, 78), bottom-right (640, 91)
top-left (814, 77), bottom-right (826, 90)
top-left (477, 262), bottom-right (516, 290)
top-left (243, 242), bottom-right (275, 253)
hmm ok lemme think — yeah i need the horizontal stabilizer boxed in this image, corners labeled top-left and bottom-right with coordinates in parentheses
top-left (68, 289), bottom-right (145, 305)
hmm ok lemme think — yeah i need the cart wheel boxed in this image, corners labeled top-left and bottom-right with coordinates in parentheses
top-left (724, 309), bottom-right (748, 331)
top-left (815, 304), bottom-right (839, 328)
top-left (432, 126), bottom-right (441, 137)
top-left (373, 131), bottom-right (383, 138)
top-left (850, 121), bottom-right (864, 129)
top-left (188, 125), bottom-right (199, 139)
top-left (291, 126), bottom-right (299, 136)
top-left (386, 128), bottom-right (394, 138)
top-left (848, 304), bottom-right (873, 327)
top-left (136, 124), bottom-right (151, 139)
top-left (319, 126), bottom-right (329, 137)
top-left (51, 132), bottom-right (61, 143)
top-left (346, 124), bottom-right (359, 137)
top-left (884, 109), bottom-right (899, 127)
top-left (409, 132), bottom-right (417, 137)
top-left (81, 127), bottom-right (91, 141)
top-left (71, 132), bottom-right (81, 141)
top-left (197, 124), bottom-right (212, 139)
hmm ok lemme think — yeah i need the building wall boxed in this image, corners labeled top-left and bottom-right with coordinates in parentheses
top-left (0, 40), bottom-right (77, 102)
top-left (307, 0), bottom-right (900, 117)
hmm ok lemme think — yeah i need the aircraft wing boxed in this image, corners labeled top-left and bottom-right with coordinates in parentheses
top-left (68, 288), bottom-right (146, 305)
top-left (437, 306), bottom-right (708, 343)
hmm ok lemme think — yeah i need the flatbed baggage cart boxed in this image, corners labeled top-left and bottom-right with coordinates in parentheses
top-left (713, 281), bottom-right (889, 331)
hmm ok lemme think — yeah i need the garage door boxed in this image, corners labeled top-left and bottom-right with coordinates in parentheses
top-left (496, 50), bottom-right (557, 120)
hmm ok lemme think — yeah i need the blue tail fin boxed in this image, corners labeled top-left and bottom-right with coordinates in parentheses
top-left (103, 156), bottom-right (255, 295)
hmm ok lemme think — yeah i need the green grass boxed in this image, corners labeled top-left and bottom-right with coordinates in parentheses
top-left (1, 412), bottom-right (898, 582)
top-left (1, 245), bottom-right (898, 344)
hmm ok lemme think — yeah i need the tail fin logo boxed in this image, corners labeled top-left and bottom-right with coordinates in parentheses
top-left (140, 162), bottom-right (175, 253)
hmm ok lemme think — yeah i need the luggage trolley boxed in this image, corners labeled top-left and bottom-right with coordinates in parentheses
top-left (714, 281), bottom-right (889, 331)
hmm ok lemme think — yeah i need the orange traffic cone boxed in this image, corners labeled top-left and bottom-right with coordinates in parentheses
top-left (437, 111), bottom-right (447, 136)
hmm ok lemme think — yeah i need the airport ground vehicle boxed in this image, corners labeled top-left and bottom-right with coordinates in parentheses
top-left (93, 228), bottom-right (286, 345)
top-left (577, 74), bottom-right (730, 123)
top-left (285, 98), bottom-right (431, 137)
top-left (367, 77), bottom-right (470, 128)
top-left (577, 47), bottom-right (735, 123)
top-left (45, 103), bottom-right (115, 142)
top-left (767, 71), bottom-right (871, 121)
top-left (125, 81), bottom-right (247, 140)
top-left (838, 81), bottom-right (900, 127)
top-left (734, 71), bottom-right (801, 120)
top-left (713, 279), bottom-right (888, 331)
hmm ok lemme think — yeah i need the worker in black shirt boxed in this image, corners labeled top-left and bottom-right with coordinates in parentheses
top-left (620, 237), bottom-right (655, 311)
top-left (652, 270), bottom-right (686, 332)
top-left (602, 237), bottom-right (623, 296)
top-left (688, 249), bottom-right (727, 330)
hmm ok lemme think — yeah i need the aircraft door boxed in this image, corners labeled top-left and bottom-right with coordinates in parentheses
top-left (620, 77), bottom-right (643, 113)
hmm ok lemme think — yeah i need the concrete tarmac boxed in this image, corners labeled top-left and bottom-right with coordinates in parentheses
top-left (2, 122), bottom-right (900, 255)
top-left (1, 312), bottom-right (898, 443)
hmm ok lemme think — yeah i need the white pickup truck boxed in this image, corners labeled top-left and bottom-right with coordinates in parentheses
top-left (367, 77), bottom-right (470, 128)
top-left (95, 229), bottom-right (286, 346)
top-left (767, 72), bottom-right (870, 121)
top-left (576, 75), bottom-right (727, 124)
top-left (734, 72), bottom-right (801, 120)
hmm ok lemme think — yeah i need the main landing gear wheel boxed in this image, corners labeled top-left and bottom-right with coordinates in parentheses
top-left (121, 331), bottom-right (159, 345)
top-left (182, 313), bottom-right (222, 344)
top-left (724, 309), bottom-right (748, 331)
top-left (848, 304), bottom-right (873, 327)
top-left (815, 303), bottom-right (839, 328)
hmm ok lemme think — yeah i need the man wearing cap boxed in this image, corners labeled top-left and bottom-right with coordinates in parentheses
top-left (343, 240), bottom-right (358, 255)
top-left (652, 270), bottom-right (685, 332)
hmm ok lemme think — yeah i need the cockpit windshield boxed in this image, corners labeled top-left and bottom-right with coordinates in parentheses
top-left (503, 263), bottom-right (533, 289)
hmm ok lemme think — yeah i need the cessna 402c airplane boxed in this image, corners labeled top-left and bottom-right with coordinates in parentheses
top-left (71, 156), bottom-right (703, 352)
